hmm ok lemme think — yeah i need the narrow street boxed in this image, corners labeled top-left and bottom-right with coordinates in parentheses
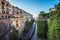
top-left (25, 22), bottom-right (36, 40)
top-left (31, 22), bottom-right (36, 40)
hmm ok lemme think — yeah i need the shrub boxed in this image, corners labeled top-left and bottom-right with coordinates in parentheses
top-left (37, 20), bottom-right (48, 39)
top-left (24, 20), bottom-right (31, 32)
top-left (9, 28), bottom-right (17, 40)
top-left (48, 3), bottom-right (60, 40)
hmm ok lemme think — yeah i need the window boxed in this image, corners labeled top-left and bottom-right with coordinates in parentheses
top-left (5, 15), bottom-right (7, 19)
top-left (16, 20), bottom-right (18, 27)
top-left (16, 24), bottom-right (18, 27)
top-left (2, 10), bottom-right (5, 14)
top-left (1, 1), bottom-right (5, 5)
top-left (6, 11), bottom-right (9, 14)
top-left (6, 3), bottom-right (9, 7)
top-left (0, 18), bottom-right (1, 20)
top-left (8, 16), bottom-right (10, 18)
top-left (2, 16), bottom-right (4, 19)
top-left (2, 5), bottom-right (5, 9)
top-left (6, 8), bottom-right (9, 10)
top-left (9, 24), bottom-right (10, 26)
top-left (20, 11), bottom-right (22, 15)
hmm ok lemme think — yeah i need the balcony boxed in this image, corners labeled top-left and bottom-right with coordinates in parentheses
top-left (6, 1), bottom-right (10, 7)
top-left (6, 4), bottom-right (9, 7)
top-left (6, 11), bottom-right (9, 14)
top-left (2, 6), bottom-right (5, 9)
top-left (6, 8), bottom-right (9, 10)
top-left (2, 10), bottom-right (5, 14)
top-left (1, 1), bottom-right (5, 5)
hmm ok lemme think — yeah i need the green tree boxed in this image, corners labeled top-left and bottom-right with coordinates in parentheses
top-left (9, 27), bottom-right (17, 40)
top-left (37, 20), bottom-right (48, 39)
top-left (38, 11), bottom-right (45, 19)
top-left (48, 2), bottom-right (60, 40)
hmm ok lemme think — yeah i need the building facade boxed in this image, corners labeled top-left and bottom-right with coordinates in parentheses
top-left (0, 0), bottom-right (33, 40)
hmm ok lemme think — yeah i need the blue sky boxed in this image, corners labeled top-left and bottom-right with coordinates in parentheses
top-left (9, 0), bottom-right (58, 17)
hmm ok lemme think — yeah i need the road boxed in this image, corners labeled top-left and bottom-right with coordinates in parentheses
top-left (31, 22), bottom-right (36, 40)
top-left (26, 22), bottom-right (36, 40)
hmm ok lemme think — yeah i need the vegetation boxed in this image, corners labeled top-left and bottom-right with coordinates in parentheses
top-left (22, 19), bottom-right (34, 40)
top-left (9, 27), bottom-right (17, 40)
top-left (38, 11), bottom-right (49, 19)
top-left (23, 20), bottom-right (32, 32)
top-left (37, 20), bottom-right (48, 39)
top-left (38, 11), bottom-right (45, 19)
top-left (37, 11), bottom-right (48, 40)
top-left (24, 19), bottom-right (34, 32)
top-left (37, 2), bottom-right (60, 40)
top-left (48, 2), bottom-right (60, 40)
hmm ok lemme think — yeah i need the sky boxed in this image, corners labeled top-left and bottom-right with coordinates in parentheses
top-left (9, 0), bottom-right (58, 18)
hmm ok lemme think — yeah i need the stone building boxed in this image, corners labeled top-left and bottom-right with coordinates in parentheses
top-left (11, 6), bottom-right (24, 35)
top-left (0, 0), bottom-right (13, 26)
top-left (0, 0), bottom-right (33, 40)
top-left (0, 0), bottom-right (13, 40)
top-left (11, 6), bottom-right (33, 36)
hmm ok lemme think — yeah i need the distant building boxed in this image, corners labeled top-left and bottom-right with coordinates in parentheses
top-left (49, 8), bottom-right (56, 12)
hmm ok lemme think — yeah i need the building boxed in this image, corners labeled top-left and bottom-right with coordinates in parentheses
top-left (49, 8), bottom-right (56, 12)
top-left (11, 6), bottom-right (23, 35)
top-left (0, 0), bottom-right (13, 40)
top-left (22, 10), bottom-right (33, 21)
top-left (0, 0), bottom-right (13, 25)
top-left (0, 0), bottom-right (33, 40)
